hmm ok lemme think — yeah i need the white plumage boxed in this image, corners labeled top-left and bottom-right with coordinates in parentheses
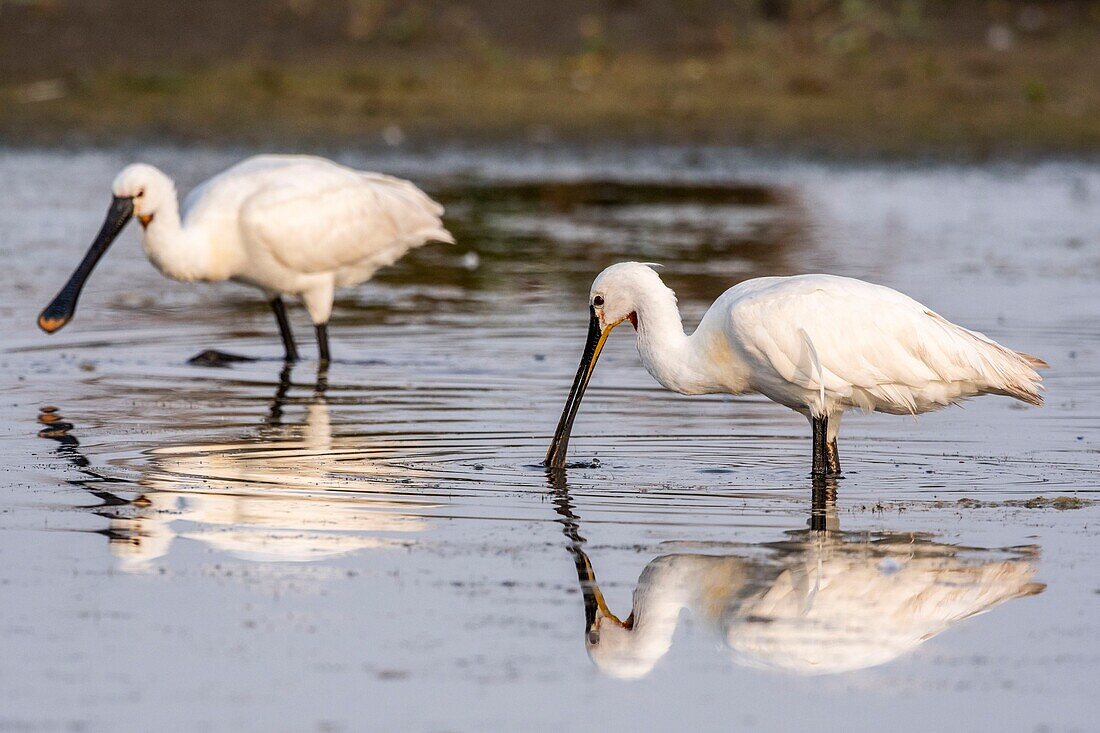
top-left (709, 273), bottom-right (1046, 416)
top-left (38, 154), bottom-right (453, 362)
top-left (546, 262), bottom-right (1047, 474)
top-left (191, 156), bottom-right (451, 286)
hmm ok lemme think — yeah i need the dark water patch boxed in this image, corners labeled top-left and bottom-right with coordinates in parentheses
top-left (434, 179), bottom-right (786, 210)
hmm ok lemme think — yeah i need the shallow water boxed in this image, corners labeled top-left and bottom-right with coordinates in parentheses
top-left (0, 147), bottom-right (1098, 731)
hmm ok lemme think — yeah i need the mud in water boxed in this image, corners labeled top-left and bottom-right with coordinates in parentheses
top-left (0, 147), bottom-right (1098, 732)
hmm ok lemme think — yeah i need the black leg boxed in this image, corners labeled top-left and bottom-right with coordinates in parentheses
top-left (811, 415), bottom-right (828, 476)
top-left (270, 297), bottom-right (299, 362)
top-left (826, 436), bottom-right (842, 476)
top-left (315, 323), bottom-right (330, 363)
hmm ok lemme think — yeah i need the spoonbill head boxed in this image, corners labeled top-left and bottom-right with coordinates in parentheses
top-left (38, 155), bottom-right (454, 364)
top-left (545, 262), bottom-right (1048, 476)
top-left (36, 163), bottom-right (166, 334)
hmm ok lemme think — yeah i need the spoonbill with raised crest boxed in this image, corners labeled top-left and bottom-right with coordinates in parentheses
top-left (37, 155), bottom-right (453, 364)
top-left (545, 262), bottom-right (1047, 476)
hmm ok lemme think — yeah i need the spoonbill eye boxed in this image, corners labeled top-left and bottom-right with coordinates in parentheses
top-left (135, 190), bottom-right (145, 198)
top-left (592, 296), bottom-right (604, 307)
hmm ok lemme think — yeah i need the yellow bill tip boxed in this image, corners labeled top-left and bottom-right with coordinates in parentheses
top-left (38, 314), bottom-right (68, 333)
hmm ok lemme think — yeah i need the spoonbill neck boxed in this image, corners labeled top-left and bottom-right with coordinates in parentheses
top-left (632, 287), bottom-right (743, 396)
top-left (140, 187), bottom-right (226, 283)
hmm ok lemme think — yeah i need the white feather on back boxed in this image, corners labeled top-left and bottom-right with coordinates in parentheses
top-left (722, 274), bottom-right (1044, 415)
top-left (238, 162), bottom-right (452, 280)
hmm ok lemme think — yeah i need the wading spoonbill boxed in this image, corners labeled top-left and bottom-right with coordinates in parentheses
top-left (545, 262), bottom-right (1047, 476)
top-left (37, 155), bottom-right (453, 363)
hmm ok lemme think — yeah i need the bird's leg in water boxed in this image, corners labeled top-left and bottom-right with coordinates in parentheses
top-left (315, 324), bottom-right (330, 364)
top-left (811, 415), bottom-right (843, 477)
top-left (826, 436), bottom-right (842, 476)
top-left (810, 475), bottom-right (839, 532)
top-left (811, 415), bottom-right (829, 476)
top-left (270, 297), bottom-right (299, 362)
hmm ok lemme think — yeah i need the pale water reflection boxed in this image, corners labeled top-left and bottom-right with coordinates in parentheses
top-left (39, 366), bottom-right (438, 571)
top-left (552, 475), bottom-right (1044, 679)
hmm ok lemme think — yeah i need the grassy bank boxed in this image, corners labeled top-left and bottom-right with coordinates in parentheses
top-left (3, 2), bottom-right (1100, 156)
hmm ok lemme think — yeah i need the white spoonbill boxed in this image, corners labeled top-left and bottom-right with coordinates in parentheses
top-left (545, 262), bottom-right (1048, 475)
top-left (37, 155), bottom-right (454, 363)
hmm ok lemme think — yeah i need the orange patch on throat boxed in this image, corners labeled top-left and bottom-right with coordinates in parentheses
top-left (627, 312), bottom-right (638, 330)
top-left (138, 213), bottom-right (154, 228)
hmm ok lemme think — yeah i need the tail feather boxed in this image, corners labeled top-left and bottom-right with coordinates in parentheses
top-left (999, 382), bottom-right (1044, 407)
top-left (429, 226), bottom-right (456, 245)
top-left (984, 347), bottom-right (1045, 407)
top-left (1017, 352), bottom-right (1050, 370)
top-left (984, 348), bottom-right (1045, 407)
top-left (924, 311), bottom-right (1046, 408)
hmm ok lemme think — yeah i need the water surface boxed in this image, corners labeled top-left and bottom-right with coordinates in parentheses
top-left (0, 147), bottom-right (1097, 731)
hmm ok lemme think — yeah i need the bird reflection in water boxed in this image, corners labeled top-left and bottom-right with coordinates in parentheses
top-left (548, 473), bottom-right (1044, 679)
top-left (38, 365), bottom-right (437, 571)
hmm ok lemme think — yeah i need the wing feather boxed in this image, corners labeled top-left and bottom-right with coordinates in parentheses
top-left (730, 276), bottom-right (1045, 414)
top-left (239, 164), bottom-right (452, 277)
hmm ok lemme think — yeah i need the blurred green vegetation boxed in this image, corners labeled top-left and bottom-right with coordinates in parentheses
top-left (2, 1), bottom-right (1099, 154)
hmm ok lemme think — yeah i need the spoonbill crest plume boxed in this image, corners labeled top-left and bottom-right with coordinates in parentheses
top-left (545, 262), bottom-right (1048, 476)
top-left (37, 155), bottom-right (454, 363)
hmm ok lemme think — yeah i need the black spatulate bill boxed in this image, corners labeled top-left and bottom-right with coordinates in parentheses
top-left (38, 195), bottom-right (134, 334)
